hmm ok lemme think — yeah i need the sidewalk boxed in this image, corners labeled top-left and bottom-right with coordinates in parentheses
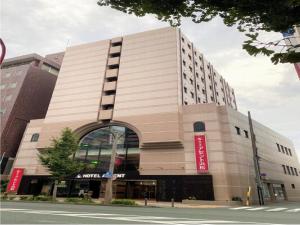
top-left (134, 199), bottom-right (228, 208)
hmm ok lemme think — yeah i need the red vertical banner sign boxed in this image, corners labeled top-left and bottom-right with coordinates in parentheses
top-left (6, 168), bottom-right (24, 193)
top-left (194, 135), bottom-right (208, 173)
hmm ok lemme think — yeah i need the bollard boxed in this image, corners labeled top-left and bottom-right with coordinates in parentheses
top-left (144, 197), bottom-right (148, 206)
top-left (171, 198), bottom-right (174, 207)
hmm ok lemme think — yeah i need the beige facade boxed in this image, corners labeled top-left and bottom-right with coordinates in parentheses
top-left (12, 27), bottom-right (300, 202)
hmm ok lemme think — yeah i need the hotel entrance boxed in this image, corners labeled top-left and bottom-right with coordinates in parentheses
top-left (111, 180), bottom-right (157, 200)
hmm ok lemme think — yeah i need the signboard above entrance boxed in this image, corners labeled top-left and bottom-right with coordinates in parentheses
top-left (75, 173), bottom-right (126, 179)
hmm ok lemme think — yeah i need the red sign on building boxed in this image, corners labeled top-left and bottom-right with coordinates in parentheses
top-left (6, 168), bottom-right (24, 193)
top-left (194, 135), bottom-right (209, 173)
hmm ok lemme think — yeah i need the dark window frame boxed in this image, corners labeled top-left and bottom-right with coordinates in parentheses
top-left (193, 121), bottom-right (206, 132)
top-left (30, 133), bottom-right (40, 142)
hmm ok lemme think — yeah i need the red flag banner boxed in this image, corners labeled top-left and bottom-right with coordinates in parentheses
top-left (294, 63), bottom-right (300, 80)
top-left (194, 135), bottom-right (209, 173)
top-left (6, 168), bottom-right (24, 193)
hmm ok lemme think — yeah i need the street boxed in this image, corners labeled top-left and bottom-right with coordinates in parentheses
top-left (1, 201), bottom-right (300, 224)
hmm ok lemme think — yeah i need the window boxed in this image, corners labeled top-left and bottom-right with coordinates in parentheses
top-left (183, 73), bottom-right (187, 79)
top-left (181, 37), bottom-right (185, 42)
top-left (216, 92), bottom-right (219, 96)
top-left (208, 75), bottom-right (211, 79)
top-left (284, 147), bottom-right (288, 155)
top-left (291, 184), bottom-right (295, 189)
top-left (210, 96), bottom-right (214, 101)
top-left (183, 60), bottom-right (186, 66)
top-left (184, 101), bottom-right (188, 105)
top-left (282, 165), bottom-right (286, 174)
top-left (191, 92), bottom-right (194, 98)
top-left (209, 85), bottom-right (212, 90)
top-left (30, 133), bottom-right (40, 142)
top-left (199, 56), bottom-right (202, 61)
top-left (291, 167), bottom-right (295, 175)
top-left (196, 72), bottom-right (199, 78)
top-left (288, 148), bottom-right (292, 156)
top-left (294, 168), bottom-right (298, 176)
top-left (280, 145), bottom-right (284, 152)
top-left (244, 130), bottom-right (249, 138)
top-left (200, 67), bottom-right (203, 71)
top-left (194, 51), bottom-right (197, 56)
top-left (111, 42), bottom-right (122, 47)
top-left (195, 61), bottom-right (198, 66)
top-left (196, 84), bottom-right (200, 90)
top-left (194, 121), bottom-right (205, 132)
top-left (76, 125), bottom-right (139, 173)
top-left (5, 95), bottom-right (12, 102)
top-left (201, 77), bottom-right (205, 83)
top-left (202, 89), bottom-right (206, 94)
top-left (188, 44), bottom-right (191, 49)
top-left (286, 166), bottom-right (291, 175)
top-left (189, 66), bottom-right (193, 72)
top-left (109, 52), bottom-right (120, 58)
top-left (8, 83), bottom-right (17, 89)
top-left (197, 97), bottom-right (200, 102)
top-left (188, 54), bottom-right (192, 60)
top-left (276, 143), bottom-right (281, 152)
top-left (235, 126), bottom-right (241, 135)
top-left (189, 78), bottom-right (193, 85)
top-left (0, 108), bottom-right (6, 115)
top-left (182, 48), bottom-right (185, 54)
top-left (184, 87), bottom-right (187, 93)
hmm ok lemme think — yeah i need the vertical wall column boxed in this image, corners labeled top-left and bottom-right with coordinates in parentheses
top-left (98, 37), bottom-right (123, 122)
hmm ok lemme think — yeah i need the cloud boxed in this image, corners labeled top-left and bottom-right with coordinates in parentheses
top-left (2, 0), bottom-right (300, 157)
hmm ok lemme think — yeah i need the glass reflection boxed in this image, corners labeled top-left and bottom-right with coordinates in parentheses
top-left (75, 126), bottom-right (139, 173)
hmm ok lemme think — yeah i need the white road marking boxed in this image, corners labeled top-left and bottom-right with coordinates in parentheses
top-left (265, 208), bottom-right (288, 212)
top-left (246, 207), bottom-right (269, 211)
top-left (230, 206), bottom-right (252, 210)
top-left (1, 207), bottom-right (294, 224)
top-left (0, 208), bottom-right (27, 211)
top-left (1, 208), bottom-right (258, 225)
top-left (286, 208), bottom-right (300, 212)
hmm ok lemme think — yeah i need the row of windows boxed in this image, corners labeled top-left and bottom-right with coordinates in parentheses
top-left (276, 143), bottom-right (292, 156)
top-left (2, 95), bottom-right (12, 102)
top-left (0, 82), bottom-right (17, 90)
top-left (1, 70), bottom-right (24, 78)
top-left (235, 126), bottom-right (249, 138)
top-left (282, 165), bottom-right (298, 176)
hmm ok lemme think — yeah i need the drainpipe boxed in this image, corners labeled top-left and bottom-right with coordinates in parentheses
top-left (248, 111), bottom-right (264, 205)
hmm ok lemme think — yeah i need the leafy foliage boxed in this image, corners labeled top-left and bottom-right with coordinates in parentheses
top-left (111, 199), bottom-right (138, 205)
top-left (39, 128), bottom-right (84, 181)
top-left (98, 0), bottom-right (300, 64)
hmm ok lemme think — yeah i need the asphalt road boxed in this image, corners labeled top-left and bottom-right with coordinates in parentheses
top-left (1, 201), bottom-right (300, 224)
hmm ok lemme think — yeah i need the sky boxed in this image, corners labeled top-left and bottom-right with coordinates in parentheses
top-left (1, 0), bottom-right (300, 156)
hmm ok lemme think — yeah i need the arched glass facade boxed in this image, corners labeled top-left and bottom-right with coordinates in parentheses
top-left (75, 126), bottom-right (139, 173)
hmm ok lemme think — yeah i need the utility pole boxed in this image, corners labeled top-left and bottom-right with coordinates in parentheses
top-left (248, 111), bottom-right (264, 205)
top-left (103, 128), bottom-right (123, 204)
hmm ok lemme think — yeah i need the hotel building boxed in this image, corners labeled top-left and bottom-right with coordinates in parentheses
top-left (10, 27), bottom-right (300, 203)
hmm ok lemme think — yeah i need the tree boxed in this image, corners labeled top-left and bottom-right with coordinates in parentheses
top-left (39, 128), bottom-right (84, 200)
top-left (97, 0), bottom-right (300, 64)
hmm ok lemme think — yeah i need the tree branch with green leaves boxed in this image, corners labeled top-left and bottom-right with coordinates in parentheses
top-left (97, 0), bottom-right (300, 64)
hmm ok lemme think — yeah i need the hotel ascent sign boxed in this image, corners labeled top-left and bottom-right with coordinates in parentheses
top-left (6, 168), bottom-right (24, 193)
top-left (194, 135), bottom-right (209, 173)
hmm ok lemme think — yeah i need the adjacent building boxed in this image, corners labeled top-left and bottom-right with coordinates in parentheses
top-left (0, 54), bottom-right (62, 175)
top-left (10, 27), bottom-right (300, 203)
